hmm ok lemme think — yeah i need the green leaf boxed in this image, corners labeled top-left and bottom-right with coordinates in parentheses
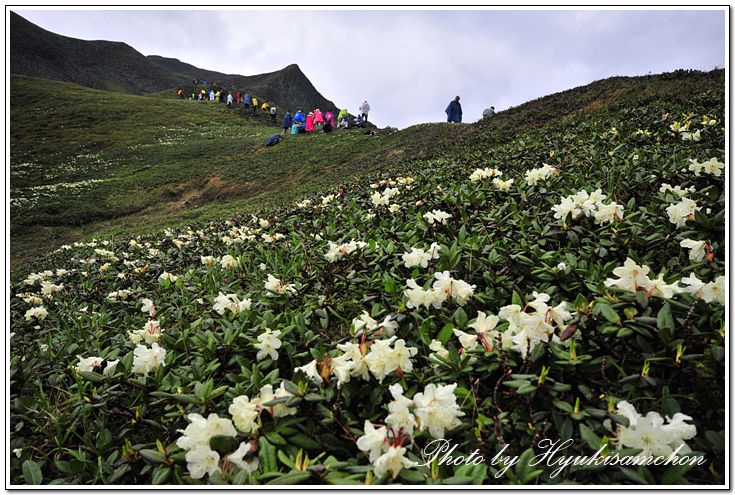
top-left (77, 370), bottom-right (104, 382)
top-left (618, 466), bottom-right (648, 485)
top-left (265, 471), bottom-right (312, 485)
top-left (151, 466), bottom-right (172, 485)
top-left (22, 460), bottom-right (43, 485)
top-left (579, 424), bottom-right (601, 450)
top-left (289, 433), bottom-right (321, 451)
top-left (259, 438), bottom-right (278, 474)
top-left (441, 475), bottom-right (476, 484)
top-left (656, 303), bottom-right (675, 333)
top-left (436, 323), bottom-right (454, 345)
top-left (139, 449), bottom-right (167, 465)
top-left (453, 307), bottom-right (468, 328)
top-left (210, 435), bottom-right (238, 454)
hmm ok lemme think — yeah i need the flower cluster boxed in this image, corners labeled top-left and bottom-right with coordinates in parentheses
top-left (325, 240), bottom-right (368, 262)
top-left (131, 342), bottom-right (166, 379)
top-left (665, 197), bottom-right (701, 228)
top-left (605, 401), bottom-right (696, 457)
top-left (352, 311), bottom-right (399, 336)
top-left (551, 189), bottom-right (624, 225)
top-left (525, 163), bottom-right (558, 185)
top-left (264, 274), bottom-right (297, 295)
top-left (498, 292), bottom-right (572, 358)
top-left (659, 183), bottom-right (695, 197)
top-left (253, 328), bottom-right (282, 361)
top-left (330, 336), bottom-right (417, 385)
top-left (405, 272), bottom-right (475, 309)
top-left (604, 258), bottom-right (725, 303)
top-left (400, 243), bottom-right (440, 268)
top-left (75, 356), bottom-right (119, 375)
top-left (469, 167), bottom-right (502, 182)
top-left (177, 413), bottom-right (238, 479)
top-left (128, 320), bottom-right (163, 344)
top-left (689, 157), bottom-right (724, 177)
top-left (213, 292), bottom-right (252, 315)
top-left (422, 210), bottom-right (452, 225)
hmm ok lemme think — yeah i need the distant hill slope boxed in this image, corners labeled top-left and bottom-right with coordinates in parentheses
top-left (148, 56), bottom-right (343, 119)
top-left (10, 11), bottom-right (345, 118)
top-left (9, 11), bottom-right (185, 94)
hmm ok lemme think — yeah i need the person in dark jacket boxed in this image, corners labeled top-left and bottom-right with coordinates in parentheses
top-left (282, 111), bottom-right (293, 136)
top-left (265, 134), bottom-right (282, 147)
top-left (445, 96), bottom-right (463, 123)
top-left (323, 119), bottom-right (333, 133)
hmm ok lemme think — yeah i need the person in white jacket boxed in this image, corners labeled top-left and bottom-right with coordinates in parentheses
top-left (359, 101), bottom-right (371, 123)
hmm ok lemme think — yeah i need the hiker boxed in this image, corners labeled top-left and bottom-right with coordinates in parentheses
top-left (324, 110), bottom-right (335, 127)
top-left (291, 122), bottom-right (300, 135)
top-left (483, 106), bottom-right (495, 118)
top-left (243, 93), bottom-right (251, 113)
top-left (253, 97), bottom-right (259, 114)
top-left (282, 110), bottom-right (292, 135)
top-left (305, 112), bottom-right (315, 134)
top-left (264, 134), bottom-right (282, 147)
top-left (337, 109), bottom-right (349, 129)
top-left (227, 93), bottom-right (233, 109)
top-left (262, 101), bottom-right (270, 114)
top-left (293, 109), bottom-right (305, 126)
top-left (237, 92), bottom-right (242, 104)
top-left (200, 90), bottom-right (206, 100)
top-left (359, 101), bottom-right (371, 122)
top-left (445, 96), bottom-right (462, 123)
top-left (313, 109), bottom-right (324, 128)
top-left (178, 89), bottom-right (185, 99)
top-left (270, 106), bottom-right (278, 124)
top-left (353, 115), bottom-right (366, 128)
top-left (215, 90), bottom-right (221, 103)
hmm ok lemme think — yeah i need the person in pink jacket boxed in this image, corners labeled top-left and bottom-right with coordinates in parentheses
top-left (305, 112), bottom-right (315, 134)
top-left (324, 110), bottom-right (334, 127)
top-left (313, 109), bottom-right (324, 128)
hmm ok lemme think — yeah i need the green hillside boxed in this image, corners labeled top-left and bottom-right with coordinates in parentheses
top-left (9, 69), bottom-right (726, 486)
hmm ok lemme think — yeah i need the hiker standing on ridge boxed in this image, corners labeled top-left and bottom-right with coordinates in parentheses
top-left (445, 96), bottom-right (462, 123)
top-left (282, 110), bottom-right (293, 136)
top-left (483, 106), bottom-right (495, 118)
top-left (270, 105), bottom-right (278, 124)
top-left (243, 93), bottom-right (252, 113)
top-left (359, 101), bottom-right (371, 123)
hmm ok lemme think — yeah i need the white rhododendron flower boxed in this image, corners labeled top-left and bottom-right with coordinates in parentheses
top-left (131, 343), bottom-right (166, 378)
top-left (325, 240), bottom-right (368, 262)
top-left (401, 243), bottom-right (441, 268)
top-left (251, 383), bottom-right (298, 417)
top-left (469, 167), bottom-right (502, 182)
top-left (604, 258), bottom-right (651, 293)
top-left (75, 356), bottom-right (119, 375)
top-left (364, 337), bottom-right (418, 383)
top-left (689, 157), bottom-right (724, 177)
top-left (423, 210), bottom-right (452, 225)
top-left (213, 292), bottom-right (252, 315)
top-left (227, 442), bottom-right (259, 474)
top-left (229, 396), bottom-right (261, 434)
top-left (140, 298), bottom-right (156, 316)
top-left (660, 183), bottom-right (695, 197)
top-left (607, 401), bottom-right (696, 458)
top-left (219, 254), bottom-right (239, 269)
top-left (525, 163), bottom-right (558, 185)
top-left (185, 446), bottom-right (221, 479)
top-left (264, 274), bottom-right (297, 295)
top-left (253, 328), bottom-right (282, 361)
top-left (295, 359), bottom-right (322, 385)
top-left (352, 311), bottom-right (399, 336)
top-left (24, 306), bottom-right (48, 321)
top-left (373, 446), bottom-right (415, 479)
top-left (177, 413), bottom-right (237, 451)
top-left (129, 320), bottom-right (163, 344)
top-left (493, 177), bottom-right (514, 190)
top-left (356, 420), bottom-right (389, 463)
top-left (432, 271), bottom-right (476, 306)
top-left (680, 239), bottom-right (708, 262)
top-left (665, 197), bottom-right (700, 227)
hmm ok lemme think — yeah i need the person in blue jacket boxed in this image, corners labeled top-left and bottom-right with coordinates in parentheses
top-left (445, 96), bottom-right (462, 123)
top-left (282, 110), bottom-right (293, 137)
top-left (265, 134), bottom-right (282, 147)
top-left (243, 93), bottom-right (252, 113)
top-left (293, 108), bottom-right (305, 125)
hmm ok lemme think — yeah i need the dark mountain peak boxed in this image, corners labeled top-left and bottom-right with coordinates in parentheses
top-left (10, 11), bottom-right (184, 94)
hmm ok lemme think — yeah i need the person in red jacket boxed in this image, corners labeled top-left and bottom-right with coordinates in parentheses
top-left (305, 112), bottom-right (315, 135)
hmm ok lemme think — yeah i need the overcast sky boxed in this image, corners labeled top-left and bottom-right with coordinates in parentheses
top-left (12, 7), bottom-right (727, 130)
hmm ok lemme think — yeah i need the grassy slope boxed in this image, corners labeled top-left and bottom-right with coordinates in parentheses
top-left (10, 74), bottom-right (466, 268)
top-left (10, 70), bottom-right (724, 272)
